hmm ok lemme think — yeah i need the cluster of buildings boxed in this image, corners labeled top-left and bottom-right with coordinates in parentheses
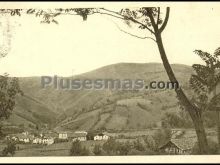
top-left (6, 131), bottom-right (55, 145)
top-left (58, 131), bottom-right (110, 142)
top-left (6, 131), bottom-right (110, 145)
top-left (5, 129), bottom-right (198, 155)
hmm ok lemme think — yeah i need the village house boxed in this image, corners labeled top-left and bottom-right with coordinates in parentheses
top-left (6, 134), bottom-right (18, 141)
top-left (171, 130), bottom-right (184, 139)
top-left (22, 131), bottom-right (29, 136)
top-left (33, 132), bottom-right (56, 145)
top-left (94, 133), bottom-right (109, 141)
top-left (58, 132), bottom-right (68, 140)
top-left (32, 136), bottom-right (54, 145)
top-left (70, 131), bottom-right (87, 142)
top-left (16, 134), bottom-right (31, 143)
top-left (42, 136), bottom-right (54, 145)
top-left (33, 137), bottom-right (42, 144)
top-left (159, 138), bottom-right (197, 155)
top-left (6, 131), bottom-right (35, 143)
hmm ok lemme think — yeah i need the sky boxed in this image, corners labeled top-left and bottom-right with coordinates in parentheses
top-left (0, 3), bottom-right (220, 77)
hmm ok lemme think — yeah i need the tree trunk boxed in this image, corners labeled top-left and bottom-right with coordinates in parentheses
top-left (154, 31), bottom-right (209, 154)
top-left (216, 111), bottom-right (220, 149)
top-left (213, 86), bottom-right (220, 150)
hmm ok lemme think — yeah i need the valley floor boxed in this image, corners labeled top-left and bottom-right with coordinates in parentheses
top-left (0, 128), bottom-right (218, 156)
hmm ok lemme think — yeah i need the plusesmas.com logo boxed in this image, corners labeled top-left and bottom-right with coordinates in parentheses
top-left (41, 75), bottom-right (179, 91)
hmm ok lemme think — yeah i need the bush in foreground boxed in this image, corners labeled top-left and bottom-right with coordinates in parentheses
top-left (69, 140), bottom-right (90, 156)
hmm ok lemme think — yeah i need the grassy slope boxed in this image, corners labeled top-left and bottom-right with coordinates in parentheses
top-left (50, 63), bottom-right (193, 131)
top-left (9, 63), bottom-right (193, 132)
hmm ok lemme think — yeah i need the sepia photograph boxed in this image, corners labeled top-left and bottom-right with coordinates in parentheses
top-left (0, 1), bottom-right (220, 163)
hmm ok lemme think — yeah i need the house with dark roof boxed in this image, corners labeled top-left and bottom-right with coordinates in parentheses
top-left (159, 138), bottom-right (197, 155)
top-left (69, 132), bottom-right (87, 142)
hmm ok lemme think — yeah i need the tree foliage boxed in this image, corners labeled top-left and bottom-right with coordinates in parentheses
top-left (190, 47), bottom-right (220, 111)
top-left (1, 141), bottom-right (16, 157)
top-left (162, 111), bottom-right (193, 128)
top-left (0, 7), bottom-right (168, 38)
top-left (0, 74), bottom-right (23, 120)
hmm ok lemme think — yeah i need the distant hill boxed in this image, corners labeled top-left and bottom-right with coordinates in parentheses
top-left (7, 63), bottom-right (194, 132)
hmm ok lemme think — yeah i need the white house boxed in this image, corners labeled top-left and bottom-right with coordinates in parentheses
top-left (17, 134), bottom-right (30, 143)
top-left (42, 137), bottom-right (54, 145)
top-left (33, 136), bottom-right (54, 145)
top-left (71, 132), bottom-right (87, 142)
top-left (11, 136), bottom-right (18, 141)
top-left (58, 132), bottom-right (68, 139)
top-left (6, 134), bottom-right (18, 141)
top-left (47, 138), bottom-right (54, 145)
top-left (94, 133), bottom-right (109, 141)
top-left (33, 137), bottom-right (42, 144)
top-left (22, 131), bottom-right (29, 136)
top-left (6, 132), bottom-right (35, 143)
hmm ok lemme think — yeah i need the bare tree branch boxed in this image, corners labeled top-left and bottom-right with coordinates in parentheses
top-left (93, 11), bottom-right (125, 20)
top-left (99, 8), bottom-right (155, 34)
top-left (110, 20), bottom-right (156, 42)
top-left (159, 7), bottom-right (170, 33)
top-left (100, 8), bottom-right (122, 17)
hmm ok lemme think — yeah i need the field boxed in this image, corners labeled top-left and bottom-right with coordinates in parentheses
top-left (14, 142), bottom-right (72, 156)
top-left (12, 141), bottom-right (105, 157)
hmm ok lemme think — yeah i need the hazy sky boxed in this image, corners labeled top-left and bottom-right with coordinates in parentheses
top-left (0, 3), bottom-right (220, 77)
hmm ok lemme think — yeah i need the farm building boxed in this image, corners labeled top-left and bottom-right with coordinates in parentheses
top-left (58, 132), bottom-right (68, 139)
top-left (171, 130), bottom-right (184, 139)
top-left (42, 136), bottom-right (54, 145)
top-left (33, 137), bottom-right (42, 144)
top-left (159, 138), bottom-right (197, 155)
top-left (6, 131), bottom-right (35, 143)
top-left (6, 134), bottom-right (19, 141)
top-left (70, 132), bottom-right (87, 142)
top-left (94, 133), bottom-right (109, 141)
top-left (16, 134), bottom-right (34, 143)
top-left (33, 135), bottom-right (54, 145)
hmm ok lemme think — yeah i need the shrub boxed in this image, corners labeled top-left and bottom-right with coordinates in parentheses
top-left (54, 138), bottom-right (68, 143)
top-left (102, 139), bottom-right (118, 155)
top-left (117, 142), bottom-right (132, 155)
top-left (127, 149), bottom-right (143, 155)
top-left (144, 135), bottom-right (157, 151)
top-left (1, 141), bottom-right (16, 157)
top-left (69, 140), bottom-right (90, 156)
top-left (93, 144), bottom-right (102, 155)
top-left (133, 139), bottom-right (145, 151)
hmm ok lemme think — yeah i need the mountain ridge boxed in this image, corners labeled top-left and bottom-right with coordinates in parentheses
top-left (4, 62), bottom-right (194, 133)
